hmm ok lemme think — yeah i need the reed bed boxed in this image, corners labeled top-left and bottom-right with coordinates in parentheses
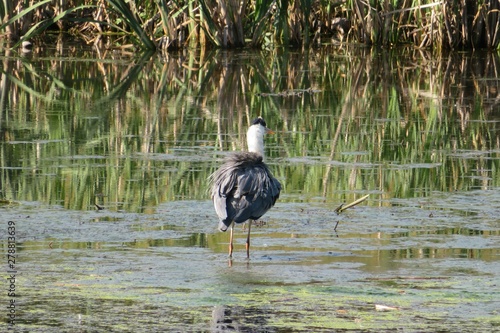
top-left (2, 0), bottom-right (500, 50)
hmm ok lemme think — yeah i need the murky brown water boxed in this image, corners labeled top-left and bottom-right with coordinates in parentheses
top-left (1, 43), bottom-right (500, 331)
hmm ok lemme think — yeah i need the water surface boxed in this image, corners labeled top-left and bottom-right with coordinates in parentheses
top-left (1, 43), bottom-right (499, 332)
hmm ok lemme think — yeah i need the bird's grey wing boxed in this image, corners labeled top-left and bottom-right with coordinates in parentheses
top-left (210, 165), bottom-right (240, 231)
top-left (210, 159), bottom-right (281, 230)
top-left (270, 176), bottom-right (282, 203)
top-left (229, 166), bottom-right (281, 223)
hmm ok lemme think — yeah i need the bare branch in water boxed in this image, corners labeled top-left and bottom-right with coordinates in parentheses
top-left (335, 194), bottom-right (369, 214)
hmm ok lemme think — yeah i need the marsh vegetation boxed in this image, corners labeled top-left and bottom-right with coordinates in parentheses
top-left (2, 1), bottom-right (500, 50)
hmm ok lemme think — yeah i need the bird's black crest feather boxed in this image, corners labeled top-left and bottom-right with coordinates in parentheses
top-left (252, 117), bottom-right (266, 127)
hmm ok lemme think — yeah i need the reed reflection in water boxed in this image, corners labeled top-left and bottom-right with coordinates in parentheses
top-left (1, 45), bottom-right (499, 212)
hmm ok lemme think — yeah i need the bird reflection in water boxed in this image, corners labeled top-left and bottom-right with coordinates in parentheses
top-left (211, 305), bottom-right (272, 332)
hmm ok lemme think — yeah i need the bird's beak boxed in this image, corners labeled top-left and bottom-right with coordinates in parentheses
top-left (266, 128), bottom-right (275, 135)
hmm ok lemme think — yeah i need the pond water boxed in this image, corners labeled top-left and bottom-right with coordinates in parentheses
top-left (1, 40), bottom-right (499, 332)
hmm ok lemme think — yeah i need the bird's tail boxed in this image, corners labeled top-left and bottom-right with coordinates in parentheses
top-left (218, 220), bottom-right (231, 232)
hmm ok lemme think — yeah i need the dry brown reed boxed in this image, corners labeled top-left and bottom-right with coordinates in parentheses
top-left (1, 0), bottom-right (500, 50)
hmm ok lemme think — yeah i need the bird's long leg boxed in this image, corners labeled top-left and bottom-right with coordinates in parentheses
top-left (229, 222), bottom-right (234, 258)
top-left (245, 220), bottom-right (252, 259)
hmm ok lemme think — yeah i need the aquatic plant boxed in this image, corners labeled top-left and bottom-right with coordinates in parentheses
top-left (2, 0), bottom-right (500, 50)
top-left (349, 0), bottom-right (500, 49)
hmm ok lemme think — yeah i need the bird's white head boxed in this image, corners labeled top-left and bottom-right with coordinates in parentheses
top-left (247, 117), bottom-right (274, 158)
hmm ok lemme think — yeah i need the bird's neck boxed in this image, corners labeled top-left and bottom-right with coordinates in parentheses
top-left (247, 129), bottom-right (265, 159)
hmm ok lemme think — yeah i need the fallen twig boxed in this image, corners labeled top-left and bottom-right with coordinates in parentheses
top-left (335, 194), bottom-right (369, 214)
top-left (333, 194), bottom-right (369, 231)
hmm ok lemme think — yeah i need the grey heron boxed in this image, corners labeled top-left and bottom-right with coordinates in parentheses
top-left (209, 117), bottom-right (281, 258)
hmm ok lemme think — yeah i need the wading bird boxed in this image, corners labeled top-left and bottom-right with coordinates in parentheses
top-left (209, 117), bottom-right (281, 258)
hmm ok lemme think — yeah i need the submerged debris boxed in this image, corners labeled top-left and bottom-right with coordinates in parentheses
top-left (375, 304), bottom-right (400, 312)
